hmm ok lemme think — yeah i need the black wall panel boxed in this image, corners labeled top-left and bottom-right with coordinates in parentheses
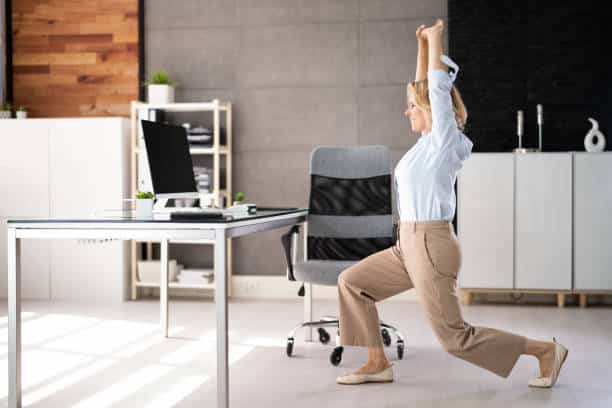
top-left (449, 0), bottom-right (612, 152)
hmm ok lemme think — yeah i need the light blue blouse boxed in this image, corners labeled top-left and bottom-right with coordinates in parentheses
top-left (394, 54), bottom-right (474, 222)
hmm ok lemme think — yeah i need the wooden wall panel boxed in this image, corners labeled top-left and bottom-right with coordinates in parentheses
top-left (11, 0), bottom-right (138, 117)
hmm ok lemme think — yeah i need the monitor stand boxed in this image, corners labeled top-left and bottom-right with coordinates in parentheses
top-left (153, 193), bottom-right (200, 213)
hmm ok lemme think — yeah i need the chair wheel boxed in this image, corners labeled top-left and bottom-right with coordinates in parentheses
top-left (397, 341), bottom-right (404, 360)
top-left (381, 328), bottom-right (391, 347)
top-left (318, 328), bottom-right (330, 344)
top-left (330, 346), bottom-right (343, 366)
top-left (286, 338), bottom-right (294, 357)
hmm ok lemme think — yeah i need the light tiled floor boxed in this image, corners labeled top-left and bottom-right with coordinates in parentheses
top-left (0, 298), bottom-right (610, 407)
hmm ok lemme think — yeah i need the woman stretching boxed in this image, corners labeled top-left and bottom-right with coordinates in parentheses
top-left (335, 19), bottom-right (568, 388)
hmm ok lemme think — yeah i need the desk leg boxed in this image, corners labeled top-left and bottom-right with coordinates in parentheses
top-left (160, 239), bottom-right (169, 337)
top-left (8, 228), bottom-right (21, 408)
top-left (215, 230), bottom-right (229, 408)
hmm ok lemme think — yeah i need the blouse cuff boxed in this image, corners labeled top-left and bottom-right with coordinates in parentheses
top-left (440, 54), bottom-right (459, 82)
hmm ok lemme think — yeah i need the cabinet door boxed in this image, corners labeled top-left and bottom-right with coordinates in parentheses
top-left (457, 154), bottom-right (514, 289)
top-left (48, 119), bottom-right (130, 302)
top-left (0, 120), bottom-right (50, 217)
top-left (48, 119), bottom-right (129, 217)
top-left (515, 153), bottom-right (572, 290)
top-left (574, 152), bottom-right (612, 290)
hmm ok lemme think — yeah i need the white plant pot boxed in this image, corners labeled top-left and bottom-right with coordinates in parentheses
top-left (147, 84), bottom-right (175, 104)
top-left (0, 111), bottom-right (11, 119)
top-left (135, 198), bottom-right (154, 218)
top-left (16, 111), bottom-right (27, 119)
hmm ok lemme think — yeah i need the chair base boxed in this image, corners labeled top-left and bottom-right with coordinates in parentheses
top-left (286, 317), bottom-right (405, 366)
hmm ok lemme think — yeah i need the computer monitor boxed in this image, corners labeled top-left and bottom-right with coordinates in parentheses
top-left (141, 120), bottom-right (198, 200)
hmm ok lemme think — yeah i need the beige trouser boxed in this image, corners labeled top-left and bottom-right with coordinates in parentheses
top-left (338, 220), bottom-right (527, 378)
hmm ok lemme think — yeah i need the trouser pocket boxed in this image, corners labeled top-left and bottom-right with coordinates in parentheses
top-left (422, 229), bottom-right (460, 279)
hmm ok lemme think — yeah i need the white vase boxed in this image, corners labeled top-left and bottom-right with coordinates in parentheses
top-left (147, 85), bottom-right (175, 104)
top-left (16, 111), bottom-right (27, 119)
top-left (584, 118), bottom-right (606, 152)
top-left (135, 198), bottom-right (154, 218)
top-left (0, 111), bottom-right (11, 119)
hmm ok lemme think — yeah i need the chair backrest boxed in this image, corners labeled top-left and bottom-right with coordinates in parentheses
top-left (307, 146), bottom-right (394, 261)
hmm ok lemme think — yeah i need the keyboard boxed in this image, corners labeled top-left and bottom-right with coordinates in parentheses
top-left (152, 207), bottom-right (226, 220)
top-left (170, 211), bottom-right (224, 220)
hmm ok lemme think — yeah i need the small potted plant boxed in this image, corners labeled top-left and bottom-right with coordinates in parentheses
top-left (16, 106), bottom-right (27, 119)
top-left (145, 70), bottom-right (176, 104)
top-left (135, 191), bottom-right (154, 218)
top-left (0, 104), bottom-right (12, 119)
top-left (233, 191), bottom-right (245, 206)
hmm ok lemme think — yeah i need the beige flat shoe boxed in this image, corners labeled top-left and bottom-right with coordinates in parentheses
top-left (336, 365), bottom-right (394, 385)
top-left (528, 337), bottom-right (568, 388)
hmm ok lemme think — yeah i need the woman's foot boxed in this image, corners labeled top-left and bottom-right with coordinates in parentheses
top-left (529, 338), bottom-right (569, 388)
top-left (537, 342), bottom-right (556, 377)
top-left (337, 361), bottom-right (394, 385)
top-left (353, 360), bottom-right (392, 375)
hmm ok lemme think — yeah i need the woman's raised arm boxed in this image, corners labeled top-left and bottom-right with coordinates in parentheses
top-left (415, 24), bottom-right (428, 82)
top-left (423, 19), bottom-right (458, 151)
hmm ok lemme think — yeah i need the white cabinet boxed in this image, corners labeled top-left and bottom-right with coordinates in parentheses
top-left (457, 154), bottom-right (514, 288)
top-left (514, 153), bottom-right (572, 290)
top-left (574, 152), bottom-right (612, 290)
top-left (458, 152), bottom-right (580, 292)
top-left (0, 118), bottom-right (129, 302)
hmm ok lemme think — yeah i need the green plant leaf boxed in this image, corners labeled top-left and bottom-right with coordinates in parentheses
top-left (146, 70), bottom-right (175, 86)
top-left (136, 191), bottom-right (154, 199)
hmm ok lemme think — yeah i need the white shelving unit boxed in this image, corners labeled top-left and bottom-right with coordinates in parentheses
top-left (129, 100), bottom-right (233, 299)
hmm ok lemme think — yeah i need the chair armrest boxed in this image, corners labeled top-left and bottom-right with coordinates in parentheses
top-left (281, 225), bottom-right (301, 281)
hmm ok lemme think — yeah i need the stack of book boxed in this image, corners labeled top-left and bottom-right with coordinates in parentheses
top-left (193, 166), bottom-right (211, 193)
top-left (186, 126), bottom-right (226, 146)
top-left (183, 125), bottom-right (226, 147)
top-left (187, 126), bottom-right (212, 145)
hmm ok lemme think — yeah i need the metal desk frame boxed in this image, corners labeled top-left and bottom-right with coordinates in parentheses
top-left (7, 209), bottom-right (308, 408)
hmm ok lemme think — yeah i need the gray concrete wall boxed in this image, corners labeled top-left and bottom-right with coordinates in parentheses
top-left (145, 0), bottom-right (447, 275)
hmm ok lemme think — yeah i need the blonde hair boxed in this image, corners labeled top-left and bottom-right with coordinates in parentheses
top-left (408, 79), bottom-right (468, 131)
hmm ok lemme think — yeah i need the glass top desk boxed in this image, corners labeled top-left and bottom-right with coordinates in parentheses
top-left (6, 208), bottom-right (308, 408)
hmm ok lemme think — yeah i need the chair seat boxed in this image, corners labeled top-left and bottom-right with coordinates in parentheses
top-left (293, 260), bottom-right (356, 286)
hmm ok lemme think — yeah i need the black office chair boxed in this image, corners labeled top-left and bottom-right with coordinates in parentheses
top-left (281, 145), bottom-right (404, 366)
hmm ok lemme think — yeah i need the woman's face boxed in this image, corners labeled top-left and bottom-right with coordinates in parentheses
top-left (405, 91), bottom-right (427, 133)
